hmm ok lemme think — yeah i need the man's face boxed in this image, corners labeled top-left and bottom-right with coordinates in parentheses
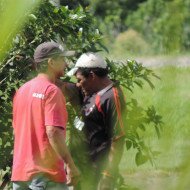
top-left (75, 71), bottom-right (94, 96)
top-left (51, 56), bottom-right (67, 78)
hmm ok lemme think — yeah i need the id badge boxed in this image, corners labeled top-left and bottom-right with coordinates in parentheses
top-left (74, 116), bottom-right (84, 131)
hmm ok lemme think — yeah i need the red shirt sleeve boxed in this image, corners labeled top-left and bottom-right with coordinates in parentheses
top-left (44, 87), bottom-right (68, 129)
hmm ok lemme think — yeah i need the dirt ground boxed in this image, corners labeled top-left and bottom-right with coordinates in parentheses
top-left (135, 56), bottom-right (190, 68)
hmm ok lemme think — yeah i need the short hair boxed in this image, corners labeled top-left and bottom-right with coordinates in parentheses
top-left (36, 55), bottom-right (62, 72)
top-left (76, 67), bottom-right (108, 78)
top-left (35, 60), bottom-right (47, 72)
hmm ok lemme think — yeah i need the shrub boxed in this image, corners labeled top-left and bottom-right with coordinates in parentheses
top-left (113, 29), bottom-right (150, 56)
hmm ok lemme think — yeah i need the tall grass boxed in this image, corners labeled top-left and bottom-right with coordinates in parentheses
top-left (121, 65), bottom-right (190, 190)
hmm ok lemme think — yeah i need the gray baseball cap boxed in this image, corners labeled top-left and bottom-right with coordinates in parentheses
top-left (34, 41), bottom-right (75, 63)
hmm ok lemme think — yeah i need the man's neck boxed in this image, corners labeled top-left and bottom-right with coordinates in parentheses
top-left (95, 77), bottom-right (113, 93)
top-left (37, 72), bottom-right (56, 83)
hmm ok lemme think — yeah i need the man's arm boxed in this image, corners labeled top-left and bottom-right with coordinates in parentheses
top-left (98, 136), bottom-right (125, 190)
top-left (104, 136), bottom-right (125, 176)
top-left (99, 87), bottom-right (126, 190)
top-left (46, 125), bottom-right (80, 186)
top-left (56, 80), bottom-right (82, 108)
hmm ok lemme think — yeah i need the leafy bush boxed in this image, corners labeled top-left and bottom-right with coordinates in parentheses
top-left (126, 0), bottom-right (188, 54)
top-left (113, 29), bottom-right (150, 56)
top-left (0, 1), bottom-right (162, 188)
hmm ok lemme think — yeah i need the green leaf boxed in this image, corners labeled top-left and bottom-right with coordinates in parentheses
top-left (4, 141), bottom-right (11, 148)
top-left (139, 124), bottom-right (145, 131)
top-left (126, 140), bottom-right (132, 150)
top-left (0, 138), bottom-right (2, 146)
top-left (135, 151), bottom-right (148, 166)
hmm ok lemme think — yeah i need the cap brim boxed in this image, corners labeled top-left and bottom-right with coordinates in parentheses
top-left (66, 67), bottom-right (78, 76)
top-left (62, 50), bottom-right (75, 57)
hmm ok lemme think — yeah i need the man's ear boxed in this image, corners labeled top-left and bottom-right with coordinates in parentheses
top-left (48, 58), bottom-right (54, 68)
top-left (89, 71), bottom-right (96, 79)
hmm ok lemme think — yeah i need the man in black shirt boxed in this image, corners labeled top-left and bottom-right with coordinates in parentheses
top-left (64, 52), bottom-right (126, 190)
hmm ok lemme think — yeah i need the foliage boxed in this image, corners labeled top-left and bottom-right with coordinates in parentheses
top-left (107, 59), bottom-right (162, 167)
top-left (126, 0), bottom-right (188, 54)
top-left (0, 0), bottom-right (162, 189)
top-left (121, 65), bottom-right (190, 189)
top-left (61, 0), bottom-right (190, 54)
top-left (182, 0), bottom-right (190, 50)
top-left (89, 0), bottom-right (147, 32)
top-left (72, 0), bottom-right (190, 54)
top-left (113, 29), bottom-right (150, 56)
top-left (0, 0), bottom-right (40, 61)
top-left (67, 0), bottom-right (147, 25)
top-left (69, 0), bottom-right (148, 46)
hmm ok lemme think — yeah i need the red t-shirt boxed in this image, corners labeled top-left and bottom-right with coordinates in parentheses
top-left (11, 76), bottom-right (68, 182)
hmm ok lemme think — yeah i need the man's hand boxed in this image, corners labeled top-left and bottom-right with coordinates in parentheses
top-left (46, 126), bottom-right (81, 186)
top-left (98, 176), bottom-right (115, 190)
top-left (66, 164), bottom-right (81, 186)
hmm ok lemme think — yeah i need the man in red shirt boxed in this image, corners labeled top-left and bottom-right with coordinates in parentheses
top-left (11, 41), bottom-right (80, 190)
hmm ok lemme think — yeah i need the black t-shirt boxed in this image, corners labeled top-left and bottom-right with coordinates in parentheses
top-left (64, 82), bottom-right (126, 162)
top-left (81, 83), bottom-right (126, 161)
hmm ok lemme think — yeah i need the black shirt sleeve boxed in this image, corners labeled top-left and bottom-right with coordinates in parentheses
top-left (103, 87), bottom-right (126, 140)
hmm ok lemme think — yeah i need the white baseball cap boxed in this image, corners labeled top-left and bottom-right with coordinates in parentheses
top-left (67, 52), bottom-right (107, 76)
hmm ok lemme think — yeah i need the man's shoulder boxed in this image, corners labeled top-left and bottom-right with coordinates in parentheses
top-left (17, 77), bottom-right (59, 96)
top-left (100, 85), bottom-right (126, 107)
top-left (16, 78), bottom-right (35, 92)
top-left (100, 85), bottom-right (117, 100)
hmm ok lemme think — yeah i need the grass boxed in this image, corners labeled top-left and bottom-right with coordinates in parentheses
top-left (120, 65), bottom-right (190, 190)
